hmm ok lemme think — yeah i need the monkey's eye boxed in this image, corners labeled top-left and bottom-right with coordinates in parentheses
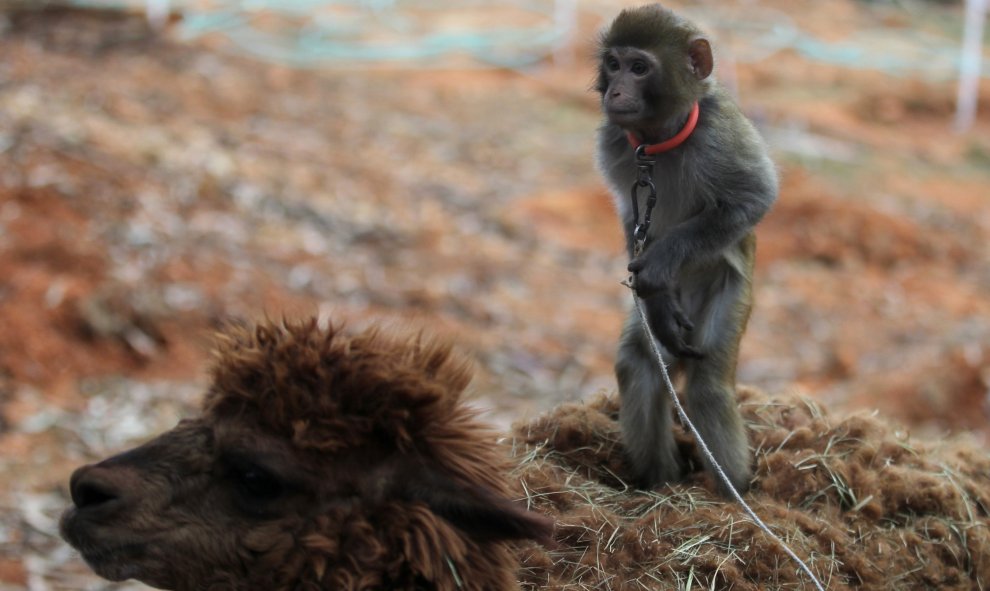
top-left (630, 60), bottom-right (649, 75)
top-left (605, 56), bottom-right (621, 72)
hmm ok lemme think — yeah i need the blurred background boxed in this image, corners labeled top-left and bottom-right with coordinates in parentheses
top-left (0, 0), bottom-right (987, 587)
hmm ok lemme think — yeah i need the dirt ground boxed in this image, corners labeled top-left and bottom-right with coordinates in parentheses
top-left (0, 0), bottom-right (987, 588)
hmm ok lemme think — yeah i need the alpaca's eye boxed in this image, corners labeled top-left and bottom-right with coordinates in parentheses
top-left (221, 454), bottom-right (285, 504)
top-left (235, 465), bottom-right (283, 501)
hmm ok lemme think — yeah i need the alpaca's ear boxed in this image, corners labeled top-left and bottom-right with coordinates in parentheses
top-left (425, 481), bottom-right (554, 545)
top-left (399, 465), bottom-right (554, 545)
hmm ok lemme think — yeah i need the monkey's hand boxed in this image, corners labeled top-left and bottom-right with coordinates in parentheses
top-left (640, 288), bottom-right (704, 360)
top-left (627, 249), bottom-right (679, 299)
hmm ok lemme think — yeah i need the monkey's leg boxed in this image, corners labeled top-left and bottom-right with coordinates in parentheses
top-left (682, 268), bottom-right (753, 497)
top-left (616, 309), bottom-right (684, 488)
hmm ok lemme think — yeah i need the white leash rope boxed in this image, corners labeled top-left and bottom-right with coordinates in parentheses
top-left (630, 293), bottom-right (827, 591)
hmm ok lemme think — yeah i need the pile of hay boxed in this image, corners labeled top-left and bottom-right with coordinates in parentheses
top-left (509, 387), bottom-right (990, 590)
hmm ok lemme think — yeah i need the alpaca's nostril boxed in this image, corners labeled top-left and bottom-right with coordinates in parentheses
top-left (70, 466), bottom-right (122, 510)
top-left (75, 480), bottom-right (118, 508)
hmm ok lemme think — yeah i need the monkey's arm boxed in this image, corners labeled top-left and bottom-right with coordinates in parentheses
top-left (629, 175), bottom-right (776, 298)
top-left (640, 288), bottom-right (704, 359)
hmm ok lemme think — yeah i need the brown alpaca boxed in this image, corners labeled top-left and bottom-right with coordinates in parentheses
top-left (60, 318), bottom-right (552, 591)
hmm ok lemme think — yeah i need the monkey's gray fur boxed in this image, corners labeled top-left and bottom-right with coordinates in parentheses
top-left (595, 5), bottom-right (778, 496)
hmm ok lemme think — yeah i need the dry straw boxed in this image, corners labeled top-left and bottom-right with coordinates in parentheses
top-left (509, 384), bottom-right (990, 590)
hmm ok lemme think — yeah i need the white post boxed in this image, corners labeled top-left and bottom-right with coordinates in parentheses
top-left (146, 0), bottom-right (170, 30)
top-left (954, 0), bottom-right (988, 133)
top-left (553, 0), bottom-right (577, 67)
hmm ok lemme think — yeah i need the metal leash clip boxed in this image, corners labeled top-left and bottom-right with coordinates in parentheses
top-left (629, 145), bottom-right (657, 258)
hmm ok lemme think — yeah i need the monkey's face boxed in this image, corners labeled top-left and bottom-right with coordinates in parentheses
top-left (598, 47), bottom-right (666, 129)
top-left (596, 33), bottom-right (713, 138)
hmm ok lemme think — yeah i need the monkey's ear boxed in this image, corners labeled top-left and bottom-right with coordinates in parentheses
top-left (688, 37), bottom-right (713, 80)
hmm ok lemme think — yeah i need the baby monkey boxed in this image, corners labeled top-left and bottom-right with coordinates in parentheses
top-left (596, 4), bottom-right (777, 496)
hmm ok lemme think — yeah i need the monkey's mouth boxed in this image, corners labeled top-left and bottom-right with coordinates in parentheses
top-left (607, 107), bottom-right (639, 118)
top-left (606, 108), bottom-right (645, 128)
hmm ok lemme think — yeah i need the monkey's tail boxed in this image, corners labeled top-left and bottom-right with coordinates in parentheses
top-left (631, 293), bottom-right (828, 591)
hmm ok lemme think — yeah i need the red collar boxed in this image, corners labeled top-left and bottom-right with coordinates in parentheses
top-left (626, 102), bottom-right (700, 155)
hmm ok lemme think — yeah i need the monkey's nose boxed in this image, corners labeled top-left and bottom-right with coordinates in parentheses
top-left (70, 465), bottom-right (124, 511)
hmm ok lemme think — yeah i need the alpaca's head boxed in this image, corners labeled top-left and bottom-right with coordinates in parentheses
top-left (60, 319), bottom-right (552, 591)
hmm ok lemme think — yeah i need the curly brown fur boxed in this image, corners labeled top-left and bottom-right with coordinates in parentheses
top-left (511, 387), bottom-right (990, 590)
top-left (61, 317), bottom-right (990, 589)
top-left (60, 318), bottom-right (551, 591)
